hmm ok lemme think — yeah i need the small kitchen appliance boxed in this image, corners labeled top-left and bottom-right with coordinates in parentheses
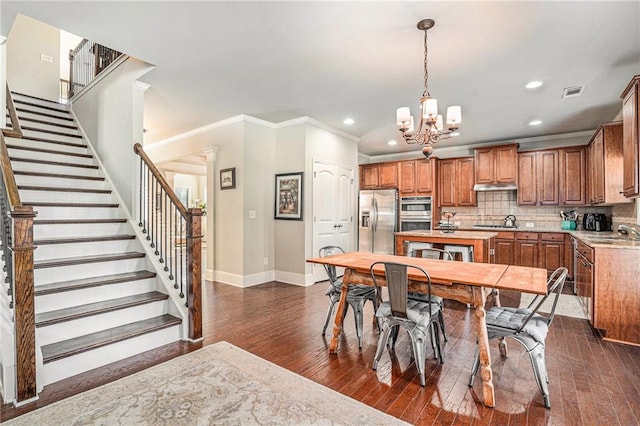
top-left (582, 213), bottom-right (609, 232)
top-left (503, 215), bottom-right (516, 228)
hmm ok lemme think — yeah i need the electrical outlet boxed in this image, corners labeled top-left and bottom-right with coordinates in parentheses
top-left (248, 209), bottom-right (256, 219)
top-left (40, 53), bottom-right (53, 63)
top-left (525, 222), bottom-right (535, 228)
top-left (263, 257), bottom-right (268, 265)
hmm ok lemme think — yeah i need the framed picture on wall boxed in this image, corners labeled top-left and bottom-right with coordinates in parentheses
top-left (275, 172), bottom-right (303, 220)
top-left (174, 186), bottom-right (190, 208)
top-left (220, 167), bottom-right (236, 190)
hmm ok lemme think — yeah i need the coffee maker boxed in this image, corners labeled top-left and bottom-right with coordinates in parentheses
top-left (583, 213), bottom-right (609, 231)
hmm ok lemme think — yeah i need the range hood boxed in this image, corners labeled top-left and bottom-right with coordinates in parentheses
top-left (473, 183), bottom-right (517, 191)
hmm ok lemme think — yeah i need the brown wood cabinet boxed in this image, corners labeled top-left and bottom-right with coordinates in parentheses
top-left (398, 159), bottom-right (434, 196)
top-left (474, 144), bottom-right (518, 185)
top-left (621, 75), bottom-right (640, 198)
top-left (517, 150), bottom-right (559, 205)
top-left (559, 146), bottom-right (587, 205)
top-left (494, 231), bottom-right (515, 266)
top-left (359, 162), bottom-right (398, 189)
top-left (587, 122), bottom-right (630, 205)
top-left (494, 231), bottom-right (568, 276)
top-left (574, 238), bottom-right (594, 323)
top-left (438, 157), bottom-right (476, 207)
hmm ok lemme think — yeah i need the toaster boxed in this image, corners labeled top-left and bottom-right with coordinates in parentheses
top-left (583, 213), bottom-right (609, 232)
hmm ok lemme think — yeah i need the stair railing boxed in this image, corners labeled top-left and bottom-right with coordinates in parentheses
top-left (0, 130), bottom-right (37, 403)
top-left (133, 143), bottom-right (203, 340)
top-left (68, 39), bottom-right (123, 99)
top-left (3, 82), bottom-right (23, 138)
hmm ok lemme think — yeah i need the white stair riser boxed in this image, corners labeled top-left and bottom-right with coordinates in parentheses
top-left (20, 129), bottom-right (82, 144)
top-left (34, 222), bottom-right (129, 239)
top-left (40, 325), bottom-right (180, 386)
top-left (7, 148), bottom-right (94, 166)
top-left (13, 104), bottom-right (70, 119)
top-left (14, 111), bottom-right (75, 127)
top-left (20, 189), bottom-right (113, 204)
top-left (35, 278), bottom-right (158, 312)
top-left (35, 240), bottom-right (139, 261)
top-left (10, 161), bottom-right (100, 177)
top-left (35, 257), bottom-right (148, 285)
top-left (5, 136), bottom-right (88, 155)
top-left (17, 121), bottom-right (80, 135)
top-left (28, 206), bottom-right (121, 221)
top-left (15, 174), bottom-right (106, 190)
top-left (12, 95), bottom-right (70, 112)
top-left (36, 300), bottom-right (168, 346)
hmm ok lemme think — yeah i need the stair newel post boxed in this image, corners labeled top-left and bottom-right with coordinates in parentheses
top-left (186, 208), bottom-right (203, 340)
top-left (10, 205), bottom-right (37, 403)
top-left (68, 49), bottom-right (75, 99)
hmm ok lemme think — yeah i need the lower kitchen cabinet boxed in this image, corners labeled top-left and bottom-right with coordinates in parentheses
top-left (494, 232), bottom-right (515, 265)
top-left (539, 233), bottom-right (565, 272)
top-left (574, 238), bottom-right (594, 322)
top-left (494, 231), bottom-right (569, 275)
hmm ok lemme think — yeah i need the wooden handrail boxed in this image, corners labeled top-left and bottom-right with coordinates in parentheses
top-left (3, 83), bottom-right (23, 138)
top-left (133, 143), bottom-right (188, 218)
top-left (133, 142), bottom-right (202, 341)
top-left (0, 132), bottom-right (21, 208)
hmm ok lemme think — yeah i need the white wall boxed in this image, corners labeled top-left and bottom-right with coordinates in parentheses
top-left (72, 57), bottom-right (154, 214)
top-left (6, 14), bottom-right (59, 101)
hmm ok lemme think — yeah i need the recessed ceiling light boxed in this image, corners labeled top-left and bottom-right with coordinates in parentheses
top-left (343, 118), bottom-right (354, 125)
top-left (529, 120), bottom-right (542, 126)
top-left (387, 140), bottom-right (397, 145)
top-left (526, 81), bottom-right (543, 89)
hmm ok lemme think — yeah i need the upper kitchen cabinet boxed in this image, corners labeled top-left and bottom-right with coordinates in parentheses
top-left (438, 157), bottom-right (476, 207)
top-left (359, 162), bottom-right (398, 189)
top-left (621, 75), bottom-right (640, 198)
top-left (559, 146), bottom-right (587, 206)
top-left (587, 122), bottom-right (631, 205)
top-left (474, 144), bottom-right (518, 186)
top-left (398, 159), bottom-right (435, 196)
top-left (517, 150), bottom-right (559, 205)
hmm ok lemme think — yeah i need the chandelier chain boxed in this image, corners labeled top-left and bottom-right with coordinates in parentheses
top-left (423, 28), bottom-right (429, 97)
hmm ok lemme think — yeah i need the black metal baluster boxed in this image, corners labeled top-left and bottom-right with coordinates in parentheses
top-left (146, 168), bottom-right (151, 241)
top-left (179, 215), bottom-right (184, 299)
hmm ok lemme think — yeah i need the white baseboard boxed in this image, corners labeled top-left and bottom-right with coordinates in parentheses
top-left (214, 270), bottom-right (275, 288)
top-left (274, 270), bottom-right (315, 287)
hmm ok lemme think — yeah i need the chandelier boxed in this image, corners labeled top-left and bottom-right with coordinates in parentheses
top-left (396, 19), bottom-right (462, 158)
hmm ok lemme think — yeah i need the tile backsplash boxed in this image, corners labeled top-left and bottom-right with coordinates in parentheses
top-left (444, 191), bottom-right (637, 231)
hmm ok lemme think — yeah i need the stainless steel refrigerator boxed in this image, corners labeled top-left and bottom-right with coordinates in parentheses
top-left (358, 189), bottom-right (398, 254)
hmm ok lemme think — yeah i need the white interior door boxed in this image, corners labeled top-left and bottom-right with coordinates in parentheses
top-left (313, 160), bottom-right (354, 282)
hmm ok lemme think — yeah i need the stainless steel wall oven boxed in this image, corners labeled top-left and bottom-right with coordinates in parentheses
top-left (399, 196), bottom-right (432, 232)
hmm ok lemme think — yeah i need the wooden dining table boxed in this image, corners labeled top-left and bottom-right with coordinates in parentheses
top-left (306, 251), bottom-right (547, 408)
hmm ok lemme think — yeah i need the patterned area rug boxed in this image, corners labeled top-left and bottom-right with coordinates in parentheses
top-left (6, 342), bottom-right (406, 425)
top-left (520, 292), bottom-right (587, 320)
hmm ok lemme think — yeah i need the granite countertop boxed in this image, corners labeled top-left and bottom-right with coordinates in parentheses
top-left (395, 230), bottom-right (498, 240)
top-left (568, 231), bottom-right (640, 250)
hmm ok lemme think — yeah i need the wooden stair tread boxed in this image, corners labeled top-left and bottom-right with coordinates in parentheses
top-left (35, 218), bottom-right (127, 225)
top-left (35, 251), bottom-right (145, 269)
top-left (7, 144), bottom-right (93, 159)
top-left (13, 170), bottom-right (105, 181)
top-left (13, 99), bottom-right (71, 114)
top-left (24, 201), bottom-right (118, 208)
top-left (10, 157), bottom-right (98, 169)
top-left (15, 107), bottom-right (74, 121)
top-left (18, 185), bottom-right (111, 194)
top-left (20, 135), bottom-right (86, 148)
top-left (35, 234), bottom-right (136, 245)
top-left (35, 270), bottom-right (157, 295)
top-left (21, 126), bottom-right (82, 139)
top-left (11, 115), bottom-right (78, 130)
top-left (36, 291), bottom-right (169, 327)
top-left (41, 314), bottom-right (181, 364)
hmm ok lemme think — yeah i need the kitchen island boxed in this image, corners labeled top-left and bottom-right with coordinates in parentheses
top-left (395, 230), bottom-right (497, 263)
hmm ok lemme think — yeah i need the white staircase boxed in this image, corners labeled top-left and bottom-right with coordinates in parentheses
top-left (6, 92), bottom-right (183, 387)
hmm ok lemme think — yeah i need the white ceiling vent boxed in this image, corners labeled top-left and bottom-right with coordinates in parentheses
top-left (562, 85), bottom-right (584, 99)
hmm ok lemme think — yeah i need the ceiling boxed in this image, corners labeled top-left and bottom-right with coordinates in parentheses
top-left (2, 1), bottom-right (639, 158)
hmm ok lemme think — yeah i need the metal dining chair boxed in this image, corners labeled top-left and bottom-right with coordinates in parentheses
top-left (407, 247), bottom-right (452, 344)
top-left (318, 246), bottom-right (378, 349)
top-left (370, 261), bottom-right (443, 387)
top-left (468, 267), bottom-right (568, 408)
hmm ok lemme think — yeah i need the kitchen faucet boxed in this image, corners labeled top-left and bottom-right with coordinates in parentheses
top-left (617, 224), bottom-right (640, 240)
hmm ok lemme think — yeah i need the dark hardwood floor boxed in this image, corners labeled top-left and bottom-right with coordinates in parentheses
top-left (2, 280), bottom-right (640, 424)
